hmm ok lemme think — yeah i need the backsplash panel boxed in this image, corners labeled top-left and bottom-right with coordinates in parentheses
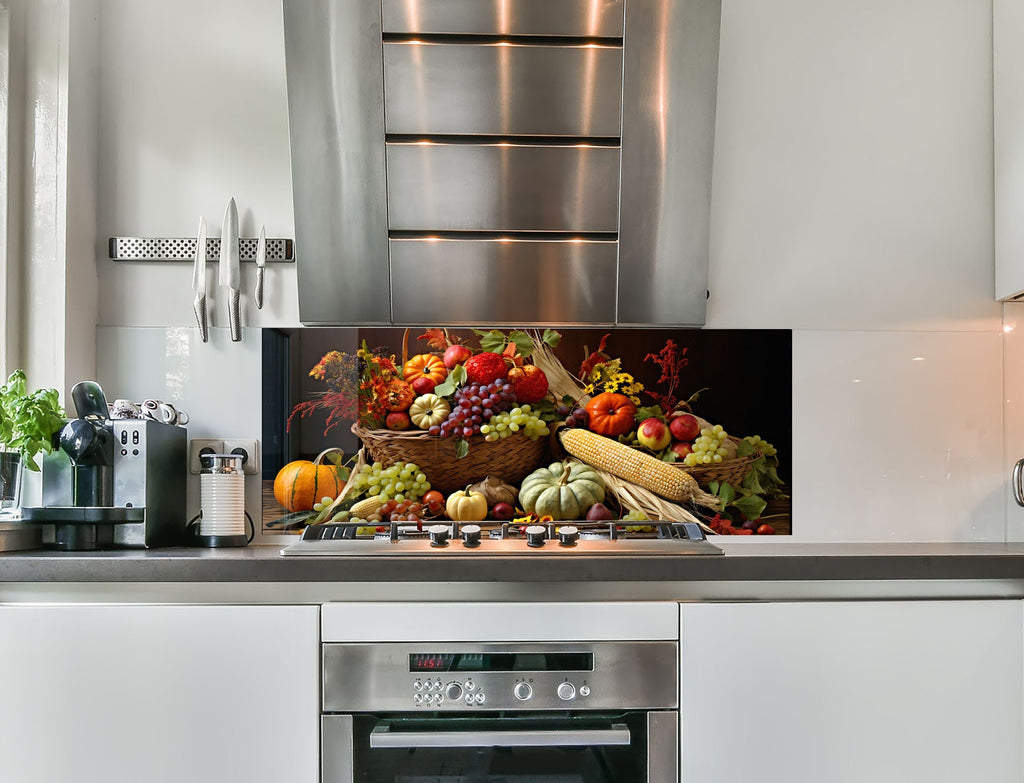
top-left (792, 330), bottom-right (1004, 542)
top-left (96, 326), bottom-right (265, 538)
top-left (263, 328), bottom-right (793, 535)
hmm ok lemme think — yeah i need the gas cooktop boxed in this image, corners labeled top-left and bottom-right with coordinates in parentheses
top-left (280, 520), bottom-right (723, 557)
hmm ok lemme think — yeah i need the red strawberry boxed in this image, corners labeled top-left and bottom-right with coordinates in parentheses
top-left (464, 352), bottom-right (509, 385)
top-left (508, 365), bottom-right (549, 404)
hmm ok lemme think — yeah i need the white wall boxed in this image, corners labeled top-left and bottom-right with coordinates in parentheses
top-left (90, 0), bottom-right (1005, 542)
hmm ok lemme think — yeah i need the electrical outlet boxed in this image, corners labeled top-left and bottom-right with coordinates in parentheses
top-left (189, 439), bottom-right (224, 474)
top-left (223, 438), bottom-right (260, 475)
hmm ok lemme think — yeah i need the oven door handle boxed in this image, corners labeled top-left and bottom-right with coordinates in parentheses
top-left (369, 722), bottom-right (631, 749)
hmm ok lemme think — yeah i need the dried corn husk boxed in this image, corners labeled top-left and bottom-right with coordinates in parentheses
top-left (595, 468), bottom-right (716, 534)
top-left (529, 332), bottom-right (589, 403)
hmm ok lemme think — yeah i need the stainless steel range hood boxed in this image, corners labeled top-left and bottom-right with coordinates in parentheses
top-left (283, 0), bottom-right (721, 327)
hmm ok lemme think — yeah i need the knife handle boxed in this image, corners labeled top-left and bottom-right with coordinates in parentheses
top-left (228, 289), bottom-right (241, 342)
top-left (255, 267), bottom-right (265, 310)
top-left (193, 294), bottom-right (209, 343)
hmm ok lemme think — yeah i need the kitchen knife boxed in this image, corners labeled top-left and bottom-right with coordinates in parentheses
top-left (219, 197), bottom-right (241, 342)
top-left (192, 217), bottom-right (209, 342)
top-left (254, 224), bottom-right (266, 310)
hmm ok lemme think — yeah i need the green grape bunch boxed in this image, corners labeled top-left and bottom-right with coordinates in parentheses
top-left (682, 424), bottom-right (729, 467)
top-left (347, 461), bottom-right (431, 503)
top-left (480, 405), bottom-right (550, 443)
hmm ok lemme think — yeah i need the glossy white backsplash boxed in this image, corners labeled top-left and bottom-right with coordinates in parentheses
top-left (92, 325), bottom-right (1012, 543)
top-left (1003, 302), bottom-right (1024, 541)
top-left (793, 330), bottom-right (1004, 542)
top-left (95, 326), bottom-right (264, 535)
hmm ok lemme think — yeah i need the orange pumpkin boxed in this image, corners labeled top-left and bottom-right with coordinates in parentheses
top-left (402, 353), bottom-right (448, 385)
top-left (384, 379), bottom-right (416, 411)
top-left (273, 448), bottom-right (346, 513)
top-left (584, 392), bottom-right (638, 437)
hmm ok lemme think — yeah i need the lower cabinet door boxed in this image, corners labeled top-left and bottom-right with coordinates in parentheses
top-left (0, 604), bottom-right (319, 783)
top-left (679, 600), bottom-right (1023, 783)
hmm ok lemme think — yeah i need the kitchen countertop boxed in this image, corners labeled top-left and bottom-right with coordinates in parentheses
top-left (2, 541), bottom-right (1024, 603)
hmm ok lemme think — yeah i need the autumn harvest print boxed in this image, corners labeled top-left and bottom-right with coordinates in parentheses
top-left (268, 328), bottom-right (791, 536)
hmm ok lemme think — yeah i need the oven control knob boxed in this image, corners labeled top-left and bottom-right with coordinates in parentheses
top-left (461, 524), bottom-right (482, 548)
top-left (525, 524), bottom-right (547, 548)
top-left (557, 682), bottom-right (576, 701)
top-left (445, 682), bottom-right (464, 701)
top-left (557, 525), bottom-right (579, 546)
top-left (513, 682), bottom-right (533, 701)
top-left (428, 524), bottom-right (450, 547)
top-left (579, 685), bottom-right (591, 697)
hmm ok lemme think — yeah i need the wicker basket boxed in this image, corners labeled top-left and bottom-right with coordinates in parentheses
top-left (679, 437), bottom-right (760, 490)
top-left (352, 424), bottom-right (550, 495)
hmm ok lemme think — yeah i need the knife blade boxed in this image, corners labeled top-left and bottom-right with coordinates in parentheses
top-left (192, 217), bottom-right (209, 342)
top-left (219, 197), bottom-right (241, 342)
top-left (254, 224), bottom-right (266, 310)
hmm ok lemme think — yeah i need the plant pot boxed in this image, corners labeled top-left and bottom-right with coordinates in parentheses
top-left (0, 451), bottom-right (22, 517)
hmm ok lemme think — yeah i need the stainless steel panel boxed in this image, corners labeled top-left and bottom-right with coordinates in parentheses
top-left (382, 0), bottom-right (625, 37)
top-left (386, 143), bottom-right (621, 231)
top-left (617, 0), bottom-right (721, 326)
top-left (322, 641), bottom-right (678, 712)
top-left (322, 715), bottom-right (354, 783)
top-left (647, 711), bottom-right (679, 783)
top-left (284, 1), bottom-right (391, 325)
top-left (383, 42), bottom-right (623, 137)
top-left (390, 238), bottom-right (617, 325)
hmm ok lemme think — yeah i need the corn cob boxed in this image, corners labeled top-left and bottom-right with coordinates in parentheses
top-left (349, 496), bottom-right (385, 520)
top-left (559, 427), bottom-right (704, 503)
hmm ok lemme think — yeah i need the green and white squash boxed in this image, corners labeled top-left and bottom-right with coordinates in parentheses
top-left (519, 460), bottom-right (606, 520)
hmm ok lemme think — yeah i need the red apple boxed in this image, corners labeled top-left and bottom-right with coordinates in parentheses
top-left (410, 375), bottom-right (436, 395)
top-left (443, 344), bottom-right (472, 369)
top-left (492, 502), bottom-right (515, 520)
top-left (669, 413), bottom-right (701, 442)
top-left (385, 411), bottom-right (411, 431)
top-left (670, 441), bottom-right (692, 460)
top-left (636, 417), bottom-right (671, 451)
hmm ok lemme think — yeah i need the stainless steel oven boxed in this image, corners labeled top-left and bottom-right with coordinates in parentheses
top-left (321, 641), bottom-right (678, 782)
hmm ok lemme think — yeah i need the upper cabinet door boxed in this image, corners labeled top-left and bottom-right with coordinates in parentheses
top-left (995, 0), bottom-right (1024, 300)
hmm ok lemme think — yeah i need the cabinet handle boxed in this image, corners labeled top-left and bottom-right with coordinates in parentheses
top-left (1013, 459), bottom-right (1024, 507)
top-left (369, 723), bottom-right (630, 748)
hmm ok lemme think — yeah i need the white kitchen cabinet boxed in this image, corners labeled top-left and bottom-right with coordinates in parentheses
top-left (996, 0), bottom-right (1024, 300)
top-left (0, 604), bottom-right (319, 783)
top-left (679, 600), bottom-right (1023, 783)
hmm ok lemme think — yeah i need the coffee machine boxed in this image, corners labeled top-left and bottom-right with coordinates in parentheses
top-left (22, 381), bottom-right (187, 550)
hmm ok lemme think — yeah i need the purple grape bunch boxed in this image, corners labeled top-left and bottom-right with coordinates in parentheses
top-left (433, 378), bottom-right (516, 438)
top-left (556, 402), bottom-right (589, 429)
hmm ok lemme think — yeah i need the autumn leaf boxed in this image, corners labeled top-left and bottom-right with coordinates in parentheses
top-left (417, 328), bottom-right (450, 352)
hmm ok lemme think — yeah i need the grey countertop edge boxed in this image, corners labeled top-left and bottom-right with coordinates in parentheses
top-left (2, 542), bottom-right (1024, 583)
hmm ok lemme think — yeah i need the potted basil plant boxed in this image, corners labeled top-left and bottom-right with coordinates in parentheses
top-left (0, 370), bottom-right (65, 515)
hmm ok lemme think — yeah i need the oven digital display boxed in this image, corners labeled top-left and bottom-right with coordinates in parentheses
top-left (409, 652), bottom-right (594, 673)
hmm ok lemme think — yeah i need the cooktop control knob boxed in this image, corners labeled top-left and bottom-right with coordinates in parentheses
top-left (428, 524), bottom-right (450, 547)
top-left (513, 682), bottom-right (533, 701)
top-left (558, 525), bottom-right (579, 546)
top-left (557, 682), bottom-right (576, 701)
top-left (525, 524), bottom-right (547, 548)
top-left (461, 524), bottom-right (482, 548)
top-left (445, 682), bottom-right (463, 702)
